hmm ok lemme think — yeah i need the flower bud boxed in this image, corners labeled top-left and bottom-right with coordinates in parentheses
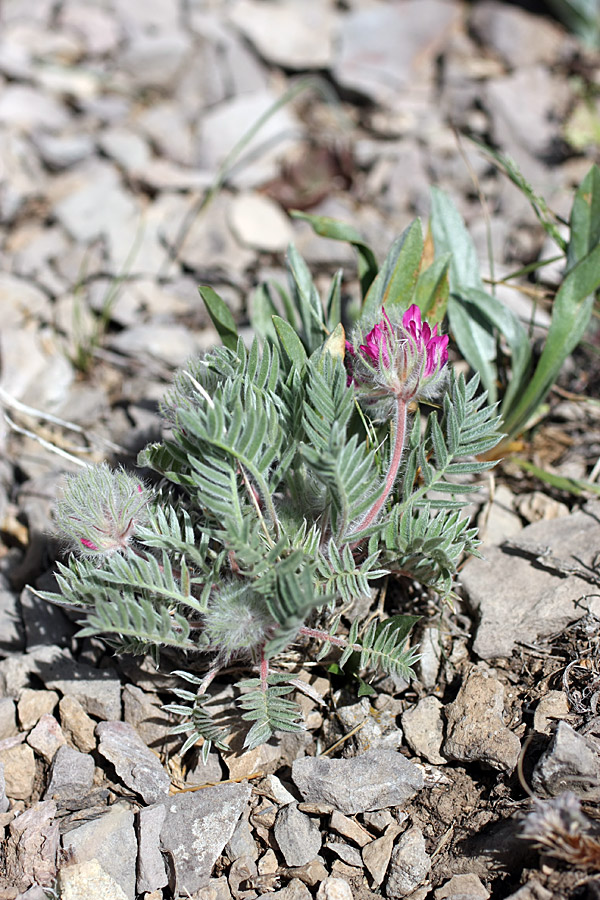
top-left (203, 583), bottom-right (272, 662)
top-left (55, 463), bottom-right (150, 557)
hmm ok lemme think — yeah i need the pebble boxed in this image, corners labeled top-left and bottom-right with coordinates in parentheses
top-left (17, 688), bottom-right (59, 731)
top-left (44, 744), bottom-right (95, 802)
top-left (470, 2), bottom-right (567, 69)
top-left (361, 823), bottom-right (400, 886)
top-left (434, 873), bottom-right (490, 899)
top-left (0, 743), bottom-right (36, 800)
top-left (229, 192), bottom-right (293, 252)
top-left (273, 803), bottom-right (322, 867)
top-left (27, 713), bottom-right (67, 763)
top-left (0, 698), bottom-right (20, 739)
top-left (385, 826), bottom-right (431, 899)
top-left (533, 691), bottom-right (569, 735)
top-left (58, 695), bottom-right (97, 753)
top-left (402, 696), bottom-right (447, 765)
top-left (443, 667), bottom-right (521, 773)
top-left (0, 761), bottom-right (8, 813)
top-left (329, 810), bottom-right (372, 847)
top-left (292, 749), bottom-right (423, 815)
top-left (316, 877), bottom-right (353, 900)
top-left (0, 579), bottom-right (25, 654)
top-left (137, 804), bottom-right (168, 894)
top-left (96, 720), bottom-right (171, 804)
top-left (532, 720), bottom-right (600, 798)
top-left (62, 803), bottom-right (137, 900)
top-left (225, 814), bottom-right (258, 862)
top-left (0, 83), bottom-right (69, 129)
top-left (228, 0), bottom-right (335, 70)
top-left (58, 857), bottom-right (130, 900)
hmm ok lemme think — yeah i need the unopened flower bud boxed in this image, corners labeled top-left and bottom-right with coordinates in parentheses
top-left (55, 463), bottom-right (150, 557)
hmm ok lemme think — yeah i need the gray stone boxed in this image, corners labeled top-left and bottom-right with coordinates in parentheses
top-left (266, 880), bottom-right (312, 900)
top-left (0, 84), bottom-right (69, 130)
top-left (0, 742), bottom-right (35, 800)
top-left (329, 810), bottom-right (372, 847)
top-left (402, 696), bottom-right (447, 765)
top-left (58, 858), bottom-right (129, 900)
top-left (324, 839), bottom-right (363, 868)
top-left (416, 625), bottom-right (443, 690)
top-left (59, 2), bottom-right (122, 56)
top-left (274, 803), bottom-right (322, 866)
top-left (27, 713), bottom-right (66, 763)
top-left (470, 2), bottom-right (567, 70)
top-left (0, 761), bottom-right (9, 813)
top-left (260, 773), bottom-right (296, 806)
top-left (0, 577), bottom-right (25, 654)
top-left (136, 101), bottom-right (194, 167)
top-left (0, 273), bottom-right (50, 328)
top-left (17, 688), bottom-right (59, 731)
top-left (41, 649), bottom-right (122, 720)
top-left (19, 584), bottom-right (75, 649)
top-left (485, 67), bottom-right (570, 162)
top-left (98, 127), bottom-right (151, 173)
top-left (501, 882), bottom-right (552, 900)
top-left (137, 804), bottom-right (168, 894)
top-left (195, 90), bottom-right (300, 189)
top-left (122, 683), bottom-right (174, 750)
top-left (385, 827), bottom-right (431, 899)
top-left (333, 1), bottom-right (460, 106)
top-left (157, 780), bottom-right (252, 894)
top-left (462, 501), bottom-right (600, 660)
top-left (62, 803), bottom-right (137, 900)
top-left (229, 192), bottom-right (293, 252)
top-left (96, 720), bottom-right (171, 804)
top-left (443, 667), bottom-right (521, 773)
top-left (0, 130), bottom-right (45, 223)
top-left (533, 691), bottom-right (569, 736)
top-left (226, 814), bottom-right (258, 862)
top-left (434, 873), bottom-right (490, 899)
top-left (532, 721), bottom-right (600, 798)
top-left (51, 161), bottom-right (137, 243)
top-left (228, 0), bottom-right (335, 70)
top-left (108, 323), bottom-right (203, 369)
top-left (5, 799), bottom-right (59, 892)
top-left (477, 484), bottom-right (523, 548)
top-left (119, 33), bottom-right (192, 91)
top-left (33, 132), bottom-right (94, 170)
top-left (292, 749), bottom-right (423, 814)
top-left (44, 744), bottom-right (94, 802)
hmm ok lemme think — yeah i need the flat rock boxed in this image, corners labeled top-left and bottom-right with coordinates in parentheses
top-left (96, 720), bottom-right (171, 804)
top-left (362, 824), bottom-right (400, 886)
top-left (462, 501), bottom-right (600, 660)
top-left (62, 803), bottom-right (137, 900)
top-left (333, 1), bottom-right (460, 106)
top-left (137, 804), bottom-right (168, 893)
top-left (57, 857), bottom-right (130, 900)
top-left (316, 878), bottom-right (353, 900)
top-left (0, 83), bottom-right (69, 129)
top-left (122, 683), bottom-right (175, 750)
top-left (157, 780), bottom-right (252, 894)
top-left (44, 744), bottom-right (94, 802)
top-left (58, 695), bottom-right (96, 753)
top-left (0, 273), bottom-right (50, 328)
top-left (229, 191), bottom-right (292, 252)
top-left (292, 749), bottom-right (423, 815)
top-left (27, 713), bottom-right (66, 763)
top-left (17, 688), bottom-right (59, 731)
top-left (5, 799), bottom-right (59, 893)
top-left (51, 161), bottom-right (137, 243)
top-left (470, 1), bottom-right (567, 70)
top-left (443, 667), bottom-right (521, 773)
top-left (386, 826), bottom-right (431, 899)
top-left (0, 742), bottom-right (36, 800)
top-left (228, 0), bottom-right (335, 69)
top-left (532, 721), bottom-right (600, 798)
top-left (273, 803), bottom-right (322, 866)
top-left (402, 696), bottom-right (446, 765)
top-left (434, 873), bottom-right (490, 899)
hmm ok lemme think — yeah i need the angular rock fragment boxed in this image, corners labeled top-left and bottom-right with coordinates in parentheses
top-left (274, 803), bottom-right (322, 866)
top-left (292, 749), bottom-right (423, 815)
top-left (0, 742), bottom-right (36, 800)
top-left (443, 667), bottom-right (521, 772)
top-left (532, 721), bottom-right (600, 798)
top-left (96, 720), bottom-right (171, 804)
top-left (44, 744), bottom-right (94, 802)
top-left (61, 803), bottom-right (137, 900)
top-left (4, 800), bottom-right (58, 893)
top-left (27, 713), bottom-right (66, 762)
top-left (57, 858), bottom-right (130, 900)
top-left (386, 826), bottom-right (431, 899)
top-left (137, 804), bottom-right (168, 894)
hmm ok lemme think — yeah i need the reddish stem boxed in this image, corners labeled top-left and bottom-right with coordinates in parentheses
top-left (259, 644), bottom-right (269, 691)
top-left (349, 395), bottom-right (408, 538)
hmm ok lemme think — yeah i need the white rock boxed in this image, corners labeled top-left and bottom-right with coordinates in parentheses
top-left (229, 192), bottom-right (292, 252)
top-left (229, 0), bottom-right (336, 69)
top-left (58, 859), bottom-right (129, 900)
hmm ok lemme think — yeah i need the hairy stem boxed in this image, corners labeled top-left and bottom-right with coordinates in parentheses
top-left (348, 395), bottom-right (408, 538)
top-left (259, 644), bottom-right (269, 691)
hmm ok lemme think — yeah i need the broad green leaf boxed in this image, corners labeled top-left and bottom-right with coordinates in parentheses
top-left (361, 219), bottom-right (423, 321)
top-left (413, 253), bottom-right (451, 323)
top-left (198, 285), bottom-right (238, 351)
top-left (567, 164), bottom-right (600, 270)
top-left (291, 211), bottom-right (379, 299)
top-left (272, 315), bottom-right (307, 372)
top-left (249, 283), bottom-right (279, 343)
top-left (447, 294), bottom-right (497, 404)
top-left (430, 188), bottom-right (483, 291)
top-left (459, 287), bottom-right (532, 416)
top-left (502, 242), bottom-right (600, 438)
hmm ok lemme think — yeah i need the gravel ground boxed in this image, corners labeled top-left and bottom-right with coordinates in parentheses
top-left (1, 1), bottom-right (600, 898)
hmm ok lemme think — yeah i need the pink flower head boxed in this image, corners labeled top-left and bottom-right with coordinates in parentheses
top-left (345, 304), bottom-right (448, 410)
top-left (402, 305), bottom-right (449, 377)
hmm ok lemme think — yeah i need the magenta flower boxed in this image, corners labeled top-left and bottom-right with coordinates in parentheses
top-left (345, 303), bottom-right (448, 410)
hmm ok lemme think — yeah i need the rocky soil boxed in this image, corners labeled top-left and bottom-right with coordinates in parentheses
top-left (1, 0), bottom-right (600, 898)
